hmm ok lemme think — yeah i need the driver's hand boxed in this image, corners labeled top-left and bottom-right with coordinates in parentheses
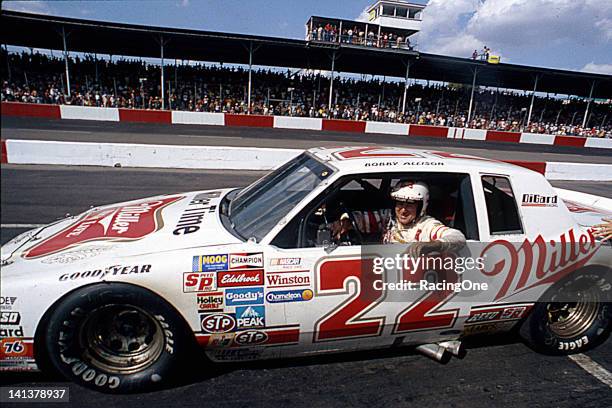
top-left (407, 241), bottom-right (444, 259)
top-left (334, 216), bottom-right (353, 241)
top-left (593, 218), bottom-right (612, 242)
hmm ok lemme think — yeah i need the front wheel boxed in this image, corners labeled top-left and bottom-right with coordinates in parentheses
top-left (44, 283), bottom-right (194, 393)
top-left (519, 267), bottom-right (611, 355)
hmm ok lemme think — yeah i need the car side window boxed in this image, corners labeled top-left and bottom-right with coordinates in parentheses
top-left (481, 175), bottom-right (523, 235)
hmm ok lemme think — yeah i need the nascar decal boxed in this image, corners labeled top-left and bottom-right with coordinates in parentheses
top-left (23, 196), bottom-right (183, 259)
top-left (193, 254), bottom-right (228, 272)
top-left (268, 257), bottom-right (303, 271)
top-left (217, 270), bottom-right (264, 287)
top-left (229, 252), bottom-right (264, 269)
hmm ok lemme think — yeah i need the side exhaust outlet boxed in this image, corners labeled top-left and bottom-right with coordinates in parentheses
top-left (438, 340), bottom-right (466, 358)
top-left (415, 343), bottom-right (451, 364)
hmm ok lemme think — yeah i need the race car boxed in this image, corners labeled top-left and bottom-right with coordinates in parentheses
top-left (1, 146), bottom-right (610, 393)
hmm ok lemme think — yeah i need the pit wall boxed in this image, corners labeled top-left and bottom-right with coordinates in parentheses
top-left (2, 139), bottom-right (611, 181)
top-left (2, 102), bottom-right (610, 150)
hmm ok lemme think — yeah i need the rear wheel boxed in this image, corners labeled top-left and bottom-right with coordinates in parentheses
top-left (520, 267), bottom-right (611, 355)
top-left (45, 283), bottom-right (193, 393)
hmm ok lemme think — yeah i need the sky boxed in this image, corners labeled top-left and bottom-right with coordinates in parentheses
top-left (2, 0), bottom-right (611, 75)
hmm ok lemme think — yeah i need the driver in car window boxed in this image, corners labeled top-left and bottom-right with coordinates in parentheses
top-left (383, 180), bottom-right (466, 257)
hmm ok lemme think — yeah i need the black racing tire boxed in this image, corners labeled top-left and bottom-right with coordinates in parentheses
top-left (44, 282), bottom-right (194, 393)
top-left (519, 267), bottom-right (612, 355)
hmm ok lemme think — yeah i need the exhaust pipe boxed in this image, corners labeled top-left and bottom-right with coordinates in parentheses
top-left (415, 343), bottom-right (451, 364)
top-left (438, 340), bottom-right (466, 359)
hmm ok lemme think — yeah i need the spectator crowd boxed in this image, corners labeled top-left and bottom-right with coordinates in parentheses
top-left (2, 50), bottom-right (610, 138)
top-left (309, 23), bottom-right (413, 50)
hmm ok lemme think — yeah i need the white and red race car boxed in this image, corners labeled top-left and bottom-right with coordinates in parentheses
top-left (1, 147), bottom-right (610, 393)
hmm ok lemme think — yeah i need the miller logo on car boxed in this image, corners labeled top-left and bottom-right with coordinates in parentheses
top-left (229, 252), bottom-right (264, 269)
top-left (23, 196), bottom-right (183, 259)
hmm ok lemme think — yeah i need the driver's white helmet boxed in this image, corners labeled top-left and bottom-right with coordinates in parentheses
top-left (390, 180), bottom-right (429, 218)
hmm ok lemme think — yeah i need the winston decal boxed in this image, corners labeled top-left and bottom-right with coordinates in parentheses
top-left (23, 196), bottom-right (183, 259)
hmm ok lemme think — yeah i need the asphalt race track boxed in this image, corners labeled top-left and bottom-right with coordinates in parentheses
top-left (1, 118), bottom-right (611, 407)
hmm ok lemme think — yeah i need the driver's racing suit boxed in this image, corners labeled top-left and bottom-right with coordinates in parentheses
top-left (383, 215), bottom-right (466, 252)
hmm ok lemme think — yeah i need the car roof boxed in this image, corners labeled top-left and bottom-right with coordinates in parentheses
top-left (308, 146), bottom-right (535, 176)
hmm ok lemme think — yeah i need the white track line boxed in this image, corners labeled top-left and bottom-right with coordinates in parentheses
top-left (568, 354), bottom-right (612, 388)
top-left (1, 224), bottom-right (46, 228)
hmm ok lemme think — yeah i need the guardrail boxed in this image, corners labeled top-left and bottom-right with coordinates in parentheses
top-left (2, 102), bottom-right (611, 150)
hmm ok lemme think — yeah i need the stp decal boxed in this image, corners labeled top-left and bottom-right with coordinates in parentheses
top-left (23, 196), bottom-right (183, 259)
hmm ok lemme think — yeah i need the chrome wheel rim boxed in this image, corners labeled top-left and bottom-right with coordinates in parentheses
top-left (80, 305), bottom-right (164, 374)
top-left (546, 289), bottom-right (600, 339)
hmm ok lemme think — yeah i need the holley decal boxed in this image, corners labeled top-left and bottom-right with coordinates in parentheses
top-left (23, 196), bottom-right (183, 259)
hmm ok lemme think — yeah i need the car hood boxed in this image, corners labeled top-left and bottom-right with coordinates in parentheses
top-left (1, 188), bottom-right (242, 265)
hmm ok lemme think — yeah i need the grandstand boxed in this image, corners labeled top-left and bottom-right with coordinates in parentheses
top-left (1, 7), bottom-right (610, 138)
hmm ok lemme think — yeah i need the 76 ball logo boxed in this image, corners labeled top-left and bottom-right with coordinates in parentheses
top-left (183, 272), bottom-right (216, 292)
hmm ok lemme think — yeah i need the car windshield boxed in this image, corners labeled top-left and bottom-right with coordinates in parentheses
top-left (229, 153), bottom-right (333, 241)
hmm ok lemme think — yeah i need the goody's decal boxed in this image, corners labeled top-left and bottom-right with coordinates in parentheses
top-left (236, 306), bottom-right (265, 329)
top-left (23, 196), bottom-right (183, 259)
top-left (193, 254), bottom-right (228, 272)
top-left (229, 252), bottom-right (264, 269)
top-left (266, 289), bottom-right (313, 303)
top-left (225, 287), bottom-right (264, 306)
